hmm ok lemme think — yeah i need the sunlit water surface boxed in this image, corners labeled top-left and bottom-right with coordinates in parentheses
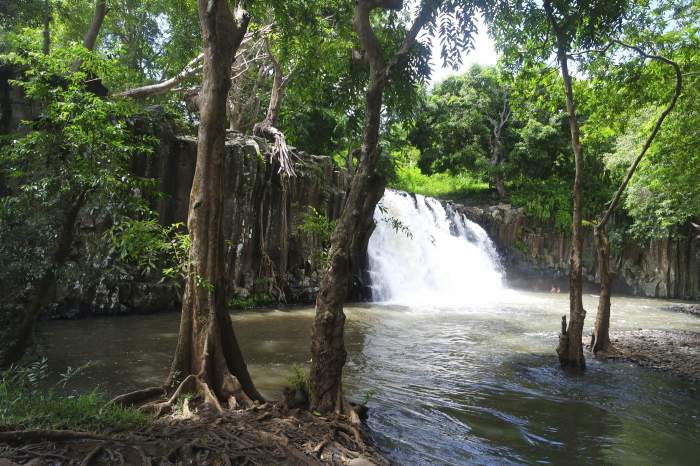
top-left (42, 292), bottom-right (700, 465)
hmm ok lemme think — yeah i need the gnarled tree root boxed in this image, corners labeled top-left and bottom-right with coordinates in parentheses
top-left (134, 373), bottom-right (255, 417)
top-left (110, 386), bottom-right (166, 408)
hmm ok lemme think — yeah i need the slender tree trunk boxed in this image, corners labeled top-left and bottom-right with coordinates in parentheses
top-left (0, 193), bottom-right (85, 368)
top-left (167, 0), bottom-right (263, 409)
top-left (42, 0), bottom-right (51, 55)
top-left (591, 226), bottom-right (612, 353)
top-left (488, 96), bottom-right (509, 200)
top-left (546, 2), bottom-right (586, 370)
top-left (491, 140), bottom-right (508, 199)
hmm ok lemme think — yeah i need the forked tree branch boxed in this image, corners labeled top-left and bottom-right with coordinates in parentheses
top-left (570, 40), bottom-right (683, 229)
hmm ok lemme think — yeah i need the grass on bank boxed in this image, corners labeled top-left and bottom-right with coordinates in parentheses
top-left (390, 164), bottom-right (489, 199)
top-left (0, 358), bottom-right (148, 432)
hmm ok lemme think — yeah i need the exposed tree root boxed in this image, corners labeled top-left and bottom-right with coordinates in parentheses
top-left (110, 386), bottom-right (166, 408)
top-left (0, 430), bottom-right (110, 443)
top-left (79, 445), bottom-right (103, 466)
top-left (0, 403), bottom-right (388, 465)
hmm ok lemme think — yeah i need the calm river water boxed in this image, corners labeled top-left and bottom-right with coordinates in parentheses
top-left (42, 291), bottom-right (700, 465)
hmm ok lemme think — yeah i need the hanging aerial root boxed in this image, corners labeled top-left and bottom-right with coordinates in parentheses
top-left (253, 123), bottom-right (296, 177)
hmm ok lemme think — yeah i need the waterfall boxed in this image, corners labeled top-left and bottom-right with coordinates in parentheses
top-left (367, 189), bottom-right (505, 307)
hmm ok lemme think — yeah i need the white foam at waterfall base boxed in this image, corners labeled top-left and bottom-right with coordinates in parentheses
top-left (368, 189), bottom-right (508, 307)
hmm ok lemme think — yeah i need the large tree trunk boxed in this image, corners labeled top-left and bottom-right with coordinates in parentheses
top-left (546, 1), bottom-right (586, 370)
top-left (167, 0), bottom-right (263, 409)
top-left (309, 0), bottom-right (435, 416)
top-left (0, 193), bottom-right (85, 368)
top-left (309, 74), bottom-right (386, 415)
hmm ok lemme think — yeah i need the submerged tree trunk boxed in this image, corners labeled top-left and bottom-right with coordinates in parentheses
top-left (309, 0), bottom-right (435, 415)
top-left (0, 193), bottom-right (85, 368)
top-left (546, 1), bottom-right (586, 370)
top-left (167, 0), bottom-right (263, 409)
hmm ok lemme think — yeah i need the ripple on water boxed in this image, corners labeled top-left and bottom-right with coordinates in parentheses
top-left (41, 293), bottom-right (700, 465)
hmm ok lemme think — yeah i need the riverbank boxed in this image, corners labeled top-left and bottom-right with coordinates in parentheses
top-left (0, 403), bottom-right (386, 465)
top-left (607, 329), bottom-right (700, 383)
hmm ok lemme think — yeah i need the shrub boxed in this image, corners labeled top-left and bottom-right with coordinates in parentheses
top-left (0, 359), bottom-right (148, 432)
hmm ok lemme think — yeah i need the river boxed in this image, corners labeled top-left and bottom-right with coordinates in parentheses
top-left (40, 189), bottom-right (700, 464)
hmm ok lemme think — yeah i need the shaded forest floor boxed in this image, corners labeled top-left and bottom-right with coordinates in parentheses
top-left (0, 403), bottom-right (387, 465)
top-left (606, 329), bottom-right (700, 383)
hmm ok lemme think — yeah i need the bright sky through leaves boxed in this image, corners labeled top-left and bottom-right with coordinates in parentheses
top-left (430, 13), bottom-right (498, 86)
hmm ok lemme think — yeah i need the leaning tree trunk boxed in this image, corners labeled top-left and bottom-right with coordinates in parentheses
top-left (547, 2), bottom-right (586, 370)
top-left (71, 0), bottom-right (107, 71)
top-left (167, 0), bottom-right (263, 410)
top-left (309, 74), bottom-right (386, 415)
top-left (309, 0), bottom-right (435, 416)
top-left (0, 192), bottom-right (85, 368)
top-left (82, 0), bottom-right (107, 51)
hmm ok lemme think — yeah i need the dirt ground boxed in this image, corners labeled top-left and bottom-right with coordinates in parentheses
top-left (0, 403), bottom-right (388, 466)
top-left (607, 329), bottom-right (700, 383)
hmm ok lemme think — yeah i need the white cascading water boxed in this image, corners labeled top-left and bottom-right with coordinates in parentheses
top-left (368, 189), bottom-right (505, 307)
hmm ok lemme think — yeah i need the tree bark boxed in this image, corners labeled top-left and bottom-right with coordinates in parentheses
top-left (489, 127), bottom-right (507, 200)
top-left (167, 0), bottom-right (263, 408)
top-left (545, 0), bottom-right (586, 370)
top-left (309, 0), bottom-right (436, 415)
top-left (42, 0), bottom-right (51, 55)
top-left (82, 0), bottom-right (107, 51)
top-left (0, 193), bottom-right (85, 368)
top-left (487, 94), bottom-right (510, 200)
top-left (591, 226), bottom-right (612, 353)
top-left (71, 0), bottom-right (107, 71)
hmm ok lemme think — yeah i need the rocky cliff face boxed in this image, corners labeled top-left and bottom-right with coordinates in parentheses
top-left (458, 203), bottom-right (700, 300)
top-left (53, 124), bottom-right (350, 317)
